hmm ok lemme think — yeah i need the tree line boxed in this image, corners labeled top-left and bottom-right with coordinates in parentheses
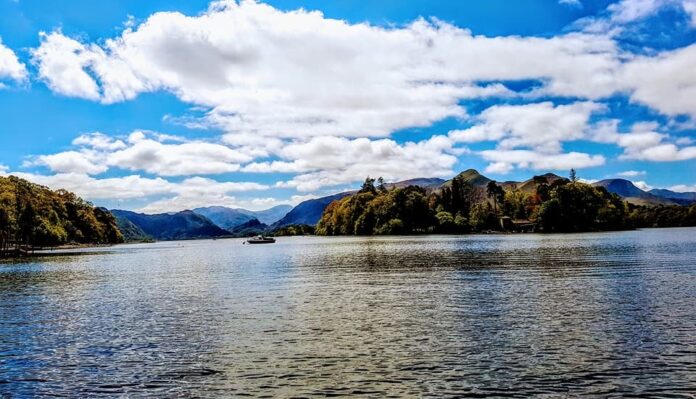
top-left (316, 171), bottom-right (696, 236)
top-left (0, 176), bottom-right (123, 257)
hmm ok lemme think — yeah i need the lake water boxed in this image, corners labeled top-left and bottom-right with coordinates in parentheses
top-left (1, 228), bottom-right (695, 397)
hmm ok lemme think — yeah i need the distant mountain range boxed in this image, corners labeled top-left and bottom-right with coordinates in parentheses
top-left (111, 209), bottom-right (230, 241)
top-left (111, 171), bottom-right (696, 241)
top-left (590, 179), bottom-right (696, 206)
top-left (648, 188), bottom-right (696, 206)
top-left (193, 205), bottom-right (292, 229)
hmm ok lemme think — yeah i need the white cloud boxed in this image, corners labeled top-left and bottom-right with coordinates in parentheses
top-left (621, 44), bottom-right (696, 118)
top-left (480, 150), bottom-right (606, 174)
top-left (32, 150), bottom-right (108, 175)
top-left (29, 131), bottom-right (254, 177)
top-left (449, 101), bottom-right (609, 174)
top-left (30, 1), bottom-right (622, 138)
top-left (668, 184), bottom-right (696, 192)
top-left (259, 135), bottom-right (458, 191)
top-left (632, 180), bottom-right (653, 191)
top-left (0, 37), bottom-right (27, 83)
top-left (608, 0), bottom-right (696, 25)
top-left (32, 31), bottom-right (103, 99)
top-left (449, 101), bottom-right (603, 153)
top-left (107, 136), bottom-right (252, 176)
top-left (3, 172), bottom-right (173, 200)
top-left (594, 122), bottom-right (696, 162)
top-left (72, 132), bottom-right (127, 151)
top-left (616, 170), bottom-right (646, 177)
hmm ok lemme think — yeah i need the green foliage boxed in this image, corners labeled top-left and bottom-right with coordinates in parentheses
top-left (316, 174), bottom-right (656, 236)
top-left (272, 224), bottom-right (315, 236)
top-left (0, 176), bottom-right (123, 254)
top-left (629, 204), bottom-right (696, 228)
top-left (317, 179), bottom-right (433, 235)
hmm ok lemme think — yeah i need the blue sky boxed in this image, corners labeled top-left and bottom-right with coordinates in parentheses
top-left (0, 0), bottom-right (695, 212)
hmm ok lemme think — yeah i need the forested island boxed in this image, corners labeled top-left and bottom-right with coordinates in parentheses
top-left (316, 170), bottom-right (696, 235)
top-left (0, 176), bottom-right (123, 257)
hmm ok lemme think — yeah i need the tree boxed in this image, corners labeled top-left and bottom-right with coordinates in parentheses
top-left (359, 177), bottom-right (376, 194)
top-left (377, 177), bottom-right (387, 193)
top-left (569, 168), bottom-right (577, 183)
top-left (486, 181), bottom-right (504, 215)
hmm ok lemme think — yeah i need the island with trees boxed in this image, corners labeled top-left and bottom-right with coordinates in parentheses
top-left (316, 170), bottom-right (696, 236)
top-left (0, 176), bottom-right (123, 258)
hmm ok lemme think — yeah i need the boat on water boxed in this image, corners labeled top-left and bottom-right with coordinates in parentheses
top-left (246, 235), bottom-right (276, 244)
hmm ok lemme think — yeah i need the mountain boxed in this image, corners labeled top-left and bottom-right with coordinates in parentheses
top-left (592, 179), bottom-right (675, 206)
top-left (193, 205), bottom-right (292, 229)
top-left (441, 169), bottom-right (492, 189)
top-left (386, 177), bottom-right (446, 190)
top-left (247, 205), bottom-right (293, 225)
top-left (229, 218), bottom-right (269, 237)
top-left (114, 214), bottom-right (151, 242)
top-left (111, 210), bottom-right (230, 240)
top-left (649, 189), bottom-right (696, 206)
top-left (272, 192), bottom-right (353, 227)
top-left (505, 173), bottom-right (566, 193)
top-left (193, 206), bottom-right (256, 230)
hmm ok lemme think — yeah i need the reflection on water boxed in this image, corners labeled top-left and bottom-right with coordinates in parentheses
top-left (1, 229), bottom-right (695, 396)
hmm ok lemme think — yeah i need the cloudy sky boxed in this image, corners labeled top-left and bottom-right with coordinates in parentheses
top-left (1, 0), bottom-right (695, 212)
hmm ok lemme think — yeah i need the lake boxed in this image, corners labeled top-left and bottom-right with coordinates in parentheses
top-left (1, 228), bottom-right (695, 397)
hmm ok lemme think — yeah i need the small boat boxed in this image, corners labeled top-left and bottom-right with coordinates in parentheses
top-left (246, 235), bottom-right (276, 244)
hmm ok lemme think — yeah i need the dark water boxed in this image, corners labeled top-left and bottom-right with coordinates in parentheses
top-left (1, 229), bottom-right (695, 397)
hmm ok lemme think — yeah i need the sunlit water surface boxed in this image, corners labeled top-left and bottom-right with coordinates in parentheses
top-left (1, 228), bottom-right (695, 397)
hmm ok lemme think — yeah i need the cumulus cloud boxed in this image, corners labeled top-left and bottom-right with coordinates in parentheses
top-left (30, 0), bottom-right (624, 138)
top-left (29, 131), bottom-right (253, 176)
top-left (632, 180), bottom-right (653, 191)
top-left (480, 150), bottom-right (605, 174)
top-left (594, 121), bottom-right (696, 162)
top-left (0, 37), bottom-right (27, 84)
top-left (608, 0), bottom-right (696, 25)
top-left (253, 135), bottom-right (459, 191)
top-left (32, 150), bottom-right (108, 175)
top-left (449, 101), bottom-right (608, 173)
top-left (621, 44), bottom-right (696, 118)
top-left (668, 184), bottom-right (696, 192)
top-left (3, 172), bottom-right (173, 200)
top-left (449, 101), bottom-right (603, 153)
top-left (107, 136), bottom-right (251, 176)
top-left (32, 32), bottom-right (103, 99)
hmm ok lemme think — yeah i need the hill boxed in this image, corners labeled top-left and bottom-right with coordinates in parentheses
top-left (649, 189), bottom-right (696, 206)
top-left (0, 176), bottom-right (123, 252)
top-left (229, 218), bottom-right (268, 237)
top-left (194, 204), bottom-right (292, 229)
top-left (272, 192), bottom-right (352, 227)
top-left (386, 178), bottom-right (446, 190)
top-left (111, 209), bottom-right (230, 240)
top-left (244, 205), bottom-right (292, 225)
top-left (508, 173), bottom-right (566, 193)
top-left (441, 169), bottom-right (492, 189)
top-left (193, 206), bottom-right (256, 230)
top-left (592, 179), bottom-right (675, 206)
top-left (114, 214), bottom-right (151, 242)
